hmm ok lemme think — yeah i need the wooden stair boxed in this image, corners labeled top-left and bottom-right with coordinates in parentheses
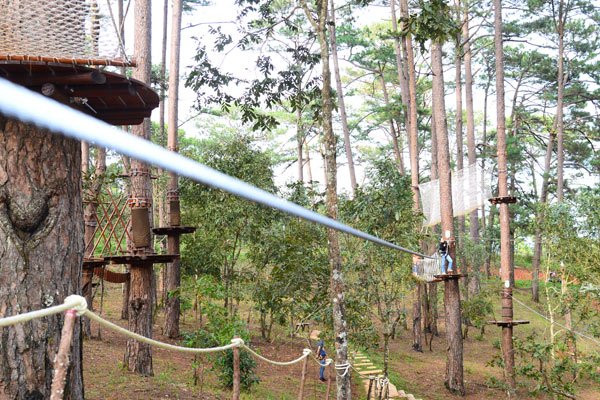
top-left (350, 351), bottom-right (422, 400)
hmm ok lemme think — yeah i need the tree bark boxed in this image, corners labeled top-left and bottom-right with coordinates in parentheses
top-left (493, 0), bottom-right (516, 392)
top-left (296, 107), bottom-right (304, 182)
top-left (301, 1), bottom-right (351, 397)
top-left (124, 0), bottom-right (154, 376)
top-left (556, 0), bottom-right (566, 202)
top-left (412, 283), bottom-right (423, 352)
top-left (329, 0), bottom-right (357, 195)
top-left (0, 117), bottom-right (84, 399)
top-left (164, 0), bottom-right (184, 340)
top-left (462, 0), bottom-right (480, 297)
top-left (432, 41), bottom-right (465, 396)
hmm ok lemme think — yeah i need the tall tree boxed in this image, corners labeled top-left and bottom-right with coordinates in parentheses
top-left (462, 0), bottom-right (480, 295)
top-left (164, 0), bottom-right (184, 339)
top-left (124, 0), bottom-right (154, 376)
top-left (329, 0), bottom-right (357, 195)
top-left (0, 120), bottom-right (84, 398)
top-left (300, 0), bottom-right (351, 397)
top-left (493, 0), bottom-right (516, 392)
top-left (432, 40), bottom-right (464, 395)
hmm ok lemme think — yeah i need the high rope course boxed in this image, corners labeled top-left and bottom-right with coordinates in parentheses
top-left (0, 76), bottom-right (386, 397)
top-left (0, 78), bottom-right (430, 260)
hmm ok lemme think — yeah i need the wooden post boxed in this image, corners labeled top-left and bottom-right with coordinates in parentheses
top-left (232, 337), bottom-right (241, 400)
top-left (297, 349), bottom-right (310, 400)
top-left (325, 364), bottom-right (333, 400)
top-left (367, 377), bottom-right (374, 399)
top-left (50, 309), bottom-right (77, 400)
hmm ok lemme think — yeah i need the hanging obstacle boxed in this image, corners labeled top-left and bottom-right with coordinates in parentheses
top-left (0, 1), bottom-right (157, 126)
top-left (0, 0), bottom-right (132, 66)
top-left (419, 163), bottom-right (492, 227)
top-left (412, 254), bottom-right (442, 282)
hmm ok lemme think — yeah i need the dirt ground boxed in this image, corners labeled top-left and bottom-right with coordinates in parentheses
top-left (83, 283), bottom-right (599, 399)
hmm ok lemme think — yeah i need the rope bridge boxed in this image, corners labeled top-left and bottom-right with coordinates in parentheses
top-left (412, 254), bottom-right (442, 282)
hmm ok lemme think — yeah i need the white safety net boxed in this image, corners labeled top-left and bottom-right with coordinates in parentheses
top-left (413, 254), bottom-right (441, 282)
top-left (419, 163), bottom-right (491, 227)
top-left (0, 0), bottom-right (127, 64)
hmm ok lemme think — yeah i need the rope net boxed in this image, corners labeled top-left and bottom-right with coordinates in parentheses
top-left (413, 254), bottom-right (441, 282)
top-left (419, 163), bottom-right (491, 227)
top-left (0, 0), bottom-right (128, 64)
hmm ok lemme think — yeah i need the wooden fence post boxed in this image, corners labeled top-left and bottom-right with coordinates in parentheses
top-left (297, 349), bottom-right (310, 400)
top-left (325, 363), bottom-right (333, 400)
top-left (232, 337), bottom-right (241, 400)
top-left (50, 309), bottom-right (77, 400)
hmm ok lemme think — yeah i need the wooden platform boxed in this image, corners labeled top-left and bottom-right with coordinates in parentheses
top-left (487, 320), bottom-right (530, 327)
top-left (0, 62), bottom-right (158, 125)
top-left (103, 254), bottom-right (179, 266)
top-left (433, 273), bottom-right (467, 280)
top-left (152, 226), bottom-right (197, 236)
top-left (83, 258), bottom-right (108, 269)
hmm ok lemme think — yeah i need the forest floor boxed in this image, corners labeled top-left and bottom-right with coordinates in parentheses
top-left (83, 281), bottom-right (600, 399)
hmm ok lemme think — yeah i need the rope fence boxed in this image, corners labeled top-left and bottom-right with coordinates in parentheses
top-left (0, 77), bottom-right (430, 260)
top-left (0, 295), bottom-right (321, 400)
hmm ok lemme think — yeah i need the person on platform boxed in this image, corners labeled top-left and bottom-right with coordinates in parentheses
top-left (439, 238), bottom-right (453, 274)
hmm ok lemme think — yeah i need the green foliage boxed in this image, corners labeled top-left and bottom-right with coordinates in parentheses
top-left (461, 287), bottom-right (494, 332)
top-left (247, 182), bottom-right (329, 340)
top-left (513, 333), bottom-right (579, 398)
top-left (180, 131), bottom-right (276, 311)
top-left (181, 276), bottom-right (258, 390)
top-left (402, 0), bottom-right (459, 51)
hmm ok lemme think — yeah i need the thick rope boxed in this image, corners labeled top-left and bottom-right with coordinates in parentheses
top-left (0, 78), bottom-right (431, 260)
top-left (0, 295), bottom-right (87, 327)
top-left (85, 310), bottom-right (243, 353)
top-left (0, 295), bottom-right (321, 363)
top-left (240, 346), bottom-right (311, 366)
top-left (335, 362), bottom-right (351, 377)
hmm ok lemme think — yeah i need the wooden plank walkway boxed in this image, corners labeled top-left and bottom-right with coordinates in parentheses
top-left (351, 351), bottom-right (422, 400)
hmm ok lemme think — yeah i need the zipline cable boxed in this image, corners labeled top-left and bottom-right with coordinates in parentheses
top-left (509, 293), bottom-right (600, 347)
top-left (0, 78), bottom-right (431, 259)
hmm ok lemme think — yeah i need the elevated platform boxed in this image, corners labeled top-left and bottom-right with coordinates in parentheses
top-left (152, 226), bottom-right (197, 236)
top-left (488, 320), bottom-right (530, 327)
top-left (83, 258), bottom-right (108, 269)
top-left (0, 62), bottom-right (158, 125)
top-left (103, 254), bottom-right (178, 266)
top-left (433, 273), bottom-right (467, 280)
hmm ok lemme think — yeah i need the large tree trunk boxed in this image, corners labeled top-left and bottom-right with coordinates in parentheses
top-left (329, 0), bottom-right (357, 195)
top-left (463, 0), bottom-right (480, 296)
top-left (302, 1), bottom-right (351, 398)
top-left (493, 0), bottom-right (516, 392)
top-left (432, 41), bottom-right (465, 396)
top-left (380, 74), bottom-right (404, 174)
top-left (556, 0), bottom-right (566, 202)
top-left (412, 283), bottom-right (423, 352)
top-left (124, 0), bottom-right (154, 376)
top-left (164, 0), bottom-right (184, 340)
top-left (296, 107), bottom-right (304, 182)
top-left (0, 118), bottom-right (84, 399)
top-left (397, 0), bottom-right (425, 354)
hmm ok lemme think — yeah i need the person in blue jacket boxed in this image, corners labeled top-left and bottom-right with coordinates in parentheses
top-left (316, 339), bottom-right (327, 382)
